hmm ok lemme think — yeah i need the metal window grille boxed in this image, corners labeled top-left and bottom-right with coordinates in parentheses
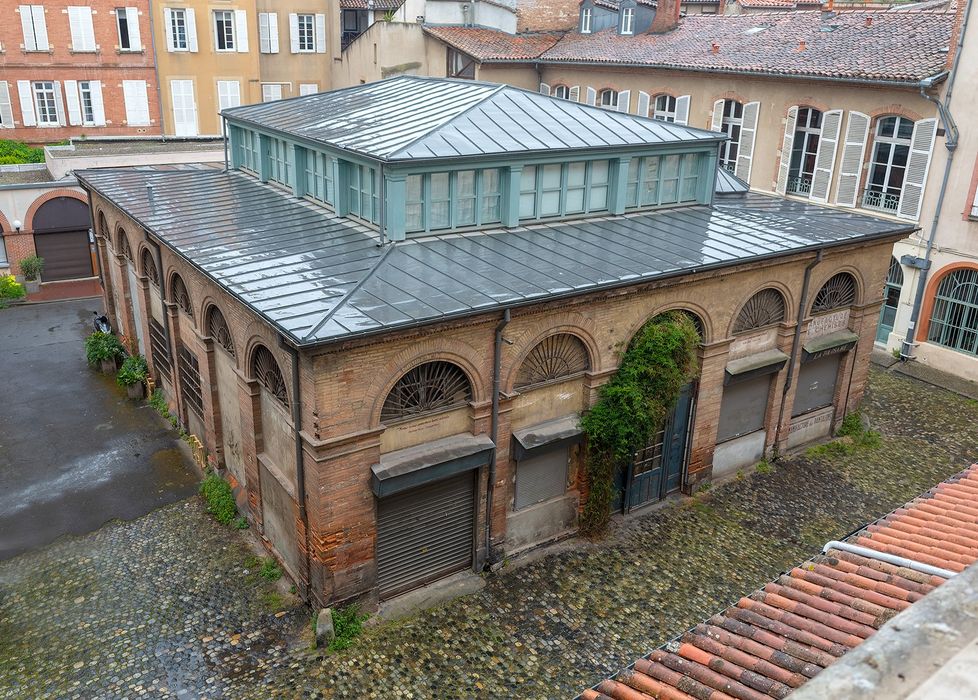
top-left (927, 268), bottom-right (978, 357)
top-left (178, 344), bottom-right (204, 418)
top-left (208, 306), bottom-right (236, 358)
top-left (381, 362), bottom-right (472, 423)
top-left (141, 249), bottom-right (159, 287)
top-left (733, 289), bottom-right (786, 334)
top-left (171, 274), bottom-right (193, 318)
top-left (811, 273), bottom-right (856, 313)
top-left (148, 319), bottom-right (171, 381)
top-left (515, 334), bottom-right (590, 389)
top-left (253, 345), bottom-right (288, 407)
top-left (118, 232), bottom-right (133, 261)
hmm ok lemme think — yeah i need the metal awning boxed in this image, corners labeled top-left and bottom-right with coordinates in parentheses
top-left (512, 415), bottom-right (582, 461)
top-left (371, 433), bottom-right (495, 498)
top-left (802, 330), bottom-right (859, 362)
top-left (724, 348), bottom-right (790, 385)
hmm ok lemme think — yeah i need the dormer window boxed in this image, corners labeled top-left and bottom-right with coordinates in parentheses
top-left (621, 7), bottom-right (635, 34)
top-left (599, 89), bottom-right (619, 109)
top-left (581, 7), bottom-right (592, 33)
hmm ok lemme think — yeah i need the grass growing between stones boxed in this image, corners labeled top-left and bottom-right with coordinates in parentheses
top-left (199, 471), bottom-right (238, 524)
top-left (328, 604), bottom-right (369, 652)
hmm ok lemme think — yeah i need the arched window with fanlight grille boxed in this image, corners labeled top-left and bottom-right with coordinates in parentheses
top-left (170, 273), bottom-right (193, 319)
top-left (734, 289), bottom-right (786, 334)
top-left (811, 272), bottom-right (857, 314)
top-left (252, 345), bottom-right (288, 408)
top-left (207, 306), bottom-right (236, 358)
top-left (515, 334), bottom-right (590, 390)
top-left (381, 361), bottom-right (472, 424)
top-left (927, 268), bottom-right (978, 356)
top-left (118, 230), bottom-right (133, 262)
top-left (141, 248), bottom-right (159, 287)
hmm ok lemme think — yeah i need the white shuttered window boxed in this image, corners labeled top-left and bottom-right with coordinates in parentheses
top-left (217, 80), bottom-right (241, 111)
top-left (259, 12), bottom-right (279, 53)
top-left (68, 6), bottom-right (96, 52)
top-left (836, 111), bottom-right (870, 207)
top-left (117, 7), bottom-right (142, 51)
top-left (20, 5), bottom-right (48, 51)
top-left (170, 79), bottom-right (198, 136)
top-left (0, 83), bottom-right (14, 128)
top-left (123, 80), bottom-right (151, 126)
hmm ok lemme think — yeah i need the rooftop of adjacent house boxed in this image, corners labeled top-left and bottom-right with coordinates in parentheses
top-left (339, 0), bottom-right (405, 9)
top-left (424, 9), bottom-right (953, 84)
top-left (47, 138), bottom-right (225, 159)
top-left (221, 76), bottom-right (723, 162)
top-left (0, 163), bottom-right (55, 186)
top-left (578, 463), bottom-right (978, 700)
top-left (77, 166), bottom-right (913, 347)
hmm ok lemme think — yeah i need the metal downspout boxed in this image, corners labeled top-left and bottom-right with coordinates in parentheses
top-left (773, 249), bottom-right (823, 456)
top-left (901, 0), bottom-right (970, 359)
top-left (279, 335), bottom-right (311, 601)
top-left (148, 0), bottom-right (167, 140)
top-left (484, 308), bottom-right (510, 568)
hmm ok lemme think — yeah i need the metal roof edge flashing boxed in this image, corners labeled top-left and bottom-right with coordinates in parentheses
top-left (822, 540), bottom-right (958, 579)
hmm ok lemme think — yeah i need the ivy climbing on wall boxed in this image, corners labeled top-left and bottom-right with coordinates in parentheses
top-left (579, 311), bottom-right (700, 536)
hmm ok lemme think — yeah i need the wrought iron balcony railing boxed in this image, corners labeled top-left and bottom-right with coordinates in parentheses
top-left (862, 187), bottom-right (900, 214)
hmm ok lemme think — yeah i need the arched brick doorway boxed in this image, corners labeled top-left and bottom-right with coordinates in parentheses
top-left (31, 196), bottom-right (94, 281)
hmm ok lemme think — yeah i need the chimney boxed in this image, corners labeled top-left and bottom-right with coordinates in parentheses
top-left (796, 40), bottom-right (806, 51)
top-left (650, 0), bottom-right (682, 33)
top-left (822, 0), bottom-right (836, 20)
top-left (711, 41), bottom-right (720, 54)
top-left (865, 15), bottom-right (873, 27)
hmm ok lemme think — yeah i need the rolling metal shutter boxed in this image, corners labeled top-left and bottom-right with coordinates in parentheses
top-left (792, 354), bottom-right (841, 416)
top-left (515, 447), bottom-right (567, 510)
top-left (32, 230), bottom-right (93, 281)
top-left (376, 470), bottom-right (474, 599)
top-left (717, 376), bottom-right (771, 442)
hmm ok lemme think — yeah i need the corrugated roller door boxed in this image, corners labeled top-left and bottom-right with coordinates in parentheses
top-left (376, 471), bottom-right (475, 599)
top-left (33, 231), bottom-right (93, 281)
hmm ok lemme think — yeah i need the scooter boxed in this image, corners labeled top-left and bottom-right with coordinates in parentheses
top-left (93, 311), bottom-right (112, 334)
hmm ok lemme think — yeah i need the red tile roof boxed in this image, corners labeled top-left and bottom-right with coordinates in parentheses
top-left (340, 0), bottom-right (405, 9)
top-left (579, 464), bottom-right (978, 700)
top-left (424, 10), bottom-right (953, 84)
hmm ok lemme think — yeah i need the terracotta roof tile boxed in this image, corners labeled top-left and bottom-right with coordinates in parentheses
top-left (339, 0), bottom-right (404, 8)
top-left (423, 26), bottom-right (563, 60)
top-left (577, 464), bottom-right (978, 700)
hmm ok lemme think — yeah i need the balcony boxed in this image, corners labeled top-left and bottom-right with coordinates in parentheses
top-left (862, 186), bottom-right (900, 214)
top-left (786, 176), bottom-right (812, 197)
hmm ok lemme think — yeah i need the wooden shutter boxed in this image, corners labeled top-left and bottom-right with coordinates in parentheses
top-left (123, 80), bottom-right (150, 125)
top-left (267, 12), bottom-right (278, 53)
top-left (68, 6), bottom-right (95, 52)
top-left (775, 106), bottom-right (798, 195)
top-left (217, 80), bottom-right (241, 110)
top-left (898, 118), bottom-right (938, 221)
top-left (569, 85), bottom-right (580, 103)
top-left (710, 99), bottom-right (724, 132)
top-left (585, 87), bottom-right (596, 106)
top-left (735, 101), bottom-right (760, 182)
top-left (836, 111), bottom-right (870, 207)
top-left (637, 91), bottom-right (650, 118)
top-left (617, 90), bottom-right (631, 114)
top-left (674, 95), bottom-right (690, 125)
top-left (17, 81), bottom-right (35, 126)
top-left (31, 5), bottom-right (48, 50)
top-left (809, 109), bottom-right (842, 203)
top-left (234, 9), bottom-right (249, 52)
top-left (20, 5), bottom-right (36, 51)
top-left (163, 8), bottom-right (174, 51)
top-left (90, 80), bottom-right (106, 126)
top-left (315, 14), bottom-right (327, 53)
top-left (185, 8), bottom-right (198, 52)
top-left (64, 80), bottom-right (82, 125)
top-left (539, 82), bottom-right (550, 96)
top-left (259, 12), bottom-right (272, 53)
top-left (126, 7), bottom-right (141, 50)
top-left (52, 80), bottom-right (66, 126)
top-left (0, 82), bottom-right (14, 128)
top-left (289, 13), bottom-right (299, 53)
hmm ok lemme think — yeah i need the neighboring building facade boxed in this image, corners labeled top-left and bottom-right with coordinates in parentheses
top-left (0, 1), bottom-right (159, 142)
top-left (80, 77), bottom-right (909, 607)
top-left (254, 0), bottom-right (339, 101)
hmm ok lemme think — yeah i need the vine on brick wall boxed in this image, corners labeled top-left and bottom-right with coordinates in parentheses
top-left (579, 311), bottom-right (700, 536)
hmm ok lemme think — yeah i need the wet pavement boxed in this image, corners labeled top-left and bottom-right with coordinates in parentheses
top-left (0, 299), bottom-right (199, 560)
top-left (1, 366), bottom-right (977, 698)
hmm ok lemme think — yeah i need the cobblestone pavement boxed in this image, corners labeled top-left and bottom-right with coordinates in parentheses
top-left (2, 367), bottom-right (977, 700)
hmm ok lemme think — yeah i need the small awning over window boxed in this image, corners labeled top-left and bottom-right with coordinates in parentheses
top-left (371, 433), bottom-right (495, 498)
top-left (802, 330), bottom-right (859, 362)
top-left (724, 349), bottom-right (790, 385)
top-left (512, 414), bottom-right (582, 462)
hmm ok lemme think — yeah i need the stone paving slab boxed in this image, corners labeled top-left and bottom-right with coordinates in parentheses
top-left (2, 367), bottom-right (977, 699)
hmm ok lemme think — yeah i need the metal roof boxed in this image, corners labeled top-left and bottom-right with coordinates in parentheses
top-left (715, 167), bottom-right (750, 194)
top-left (221, 76), bottom-right (724, 162)
top-left (78, 168), bottom-right (914, 348)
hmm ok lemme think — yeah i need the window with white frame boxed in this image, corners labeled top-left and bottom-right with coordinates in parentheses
top-left (863, 116), bottom-right (914, 214)
top-left (927, 268), bottom-right (978, 357)
top-left (581, 7), bottom-right (592, 33)
top-left (787, 107), bottom-right (822, 197)
top-left (405, 169), bottom-right (502, 233)
top-left (0, 82), bottom-right (13, 128)
top-left (116, 7), bottom-right (141, 51)
top-left (303, 149), bottom-right (334, 205)
top-left (20, 5), bottom-right (48, 51)
top-left (599, 89), bottom-right (618, 109)
top-left (625, 153), bottom-right (702, 208)
top-left (213, 10), bottom-right (235, 51)
top-left (297, 13), bottom-right (315, 51)
top-left (262, 84), bottom-right (283, 102)
top-left (217, 80), bottom-right (241, 111)
top-left (33, 81), bottom-right (60, 125)
top-left (620, 7), bottom-right (635, 34)
top-left (719, 99), bottom-right (744, 172)
top-left (519, 160), bottom-right (610, 221)
top-left (77, 81), bottom-right (96, 124)
top-left (168, 8), bottom-right (189, 50)
top-left (299, 83), bottom-right (318, 96)
top-left (552, 85), bottom-right (570, 100)
top-left (652, 94), bottom-right (677, 122)
top-left (349, 164), bottom-right (380, 224)
top-left (122, 80), bottom-right (150, 125)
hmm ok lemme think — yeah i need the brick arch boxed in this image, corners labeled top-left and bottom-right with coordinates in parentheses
top-left (167, 268), bottom-right (195, 320)
top-left (136, 243), bottom-right (157, 279)
top-left (725, 281), bottom-right (795, 338)
top-left (868, 105), bottom-right (925, 123)
top-left (201, 299), bottom-right (241, 366)
top-left (95, 209), bottom-right (111, 239)
top-left (807, 266), bottom-right (866, 317)
top-left (503, 323), bottom-right (601, 394)
top-left (115, 225), bottom-right (135, 260)
top-left (0, 209), bottom-right (12, 232)
top-left (782, 100), bottom-right (831, 118)
top-left (647, 87), bottom-right (681, 99)
top-left (626, 301), bottom-right (715, 346)
top-left (24, 188), bottom-right (88, 231)
top-left (711, 91), bottom-right (749, 106)
top-left (242, 334), bottom-right (291, 383)
top-left (915, 262), bottom-right (978, 342)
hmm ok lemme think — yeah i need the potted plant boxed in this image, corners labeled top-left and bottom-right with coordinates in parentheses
top-left (85, 331), bottom-right (124, 374)
top-left (117, 354), bottom-right (149, 399)
top-left (19, 255), bottom-right (44, 294)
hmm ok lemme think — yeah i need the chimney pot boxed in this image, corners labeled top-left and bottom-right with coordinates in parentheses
top-left (711, 41), bottom-right (720, 54)
top-left (797, 40), bottom-right (806, 51)
top-left (865, 16), bottom-right (873, 26)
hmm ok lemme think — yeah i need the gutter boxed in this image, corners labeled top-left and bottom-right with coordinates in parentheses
top-left (148, 0), bottom-right (167, 140)
top-left (484, 308), bottom-right (510, 568)
top-left (900, 2), bottom-right (970, 359)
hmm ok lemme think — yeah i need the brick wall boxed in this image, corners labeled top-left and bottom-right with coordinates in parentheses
top-left (515, 0), bottom-right (583, 31)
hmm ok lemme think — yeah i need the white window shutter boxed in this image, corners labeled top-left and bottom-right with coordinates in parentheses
top-left (637, 91), bottom-right (650, 118)
top-left (898, 117), bottom-right (938, 220)
top-left (20, 5), bottom-right (36, 51)
top-left (64, 79), bottom-right (82, 125)
top-left (299, 83), bottom-right (317, 96)
top-left (568, 85), bottom-right (580, 103)
top-left (163, 8), bottom-right (174, 51)
top-left (585, 87), bottom-right (596, 106)
top-left (123, 80), bottom-right (150, 125)
top-left (217, 80), bottom-right (241, 110)
top-left (735, 101), bottom-right (759, 182)
top-left (32, 6), bottom-right (48, 50)
top-left (70, 7), bottom-right (96, 51)
top-left (52, 80), bottom-right (66, 126)
top-left (710, 99), bottom-right (724, 132)
top-left (259, 12), bottom-right (270, 53)
top-left (809, 109), bottom-right (842, 203)
top-left (315, 14), bottom-right (326, 53)
top-left (674, 95), bottom-right (691, 126)
top-left (90, 80), bottom-right (105, 126)
top-left (17, 81), bottom-right (35, 126)
top-left (539, 82), bottom-right (550, 96)
top-left (836, 111), bottom-right (870, 208)
top-left (775, 106), bottom-right (798, 195)
top-left (617, 90), bottom-right (631, 114)
top-left (185, 8), bottom-right (198, 52)
top-left (0, 82), bottom-right (14, 128)
top-left (234, 10), bottom-right (248, 52)
top-left (289, 13), bottom-right (299, 53)
top-left (126, 8), bottom-right (141, 50)
top-left (267, 12), bottom-right (279, 53)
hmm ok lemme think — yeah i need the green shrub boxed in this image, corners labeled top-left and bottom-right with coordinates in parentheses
top-left (116, 354), bottom-right (148, 387)
top-left (329, 604), bottom-right (368, 652)
top-left (259, 558), bottom-right (282, 581)
top-left (19, 255), bottom-right (44, 281)
top-left (85, 331), bottom-right (124, 365)
top-left (148, 388), bottom-right (169, 416)
top-left (199, 471), bottom-right (238, 524)
top-left (0, 139), bottom-right (45, 164)
top-left (0, 275), bottom-right (25, 305)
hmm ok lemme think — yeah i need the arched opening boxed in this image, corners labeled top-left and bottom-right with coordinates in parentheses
top-left (811, 272), bottom-right (857, 314)
top-left (31, 196), bottom-right (93, 281)
top-left (927, 268), bottom-right (978, 356)
top-left (514, 334), bottom-right (590, 390)
top-left (733, 288), bottom-right (786, 334)
top-left (170, 272), bottom-right (193, 319)
top-left (141, 248), bottom-right (159, 287)
top-left (380, 361), bottom-right (472, 424)
top-left (877, 258), bottom-right (904, 343)
top-left (253, 345), bottom-right (288, 408)
top-left (0, 218), bottom-right (7, 267)
top-left (652, 94), bottom-right (677, 122)
top-left (206, 305), bottom-right (244, 495)
top-left (599, 89), bottom-right (619, 109)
